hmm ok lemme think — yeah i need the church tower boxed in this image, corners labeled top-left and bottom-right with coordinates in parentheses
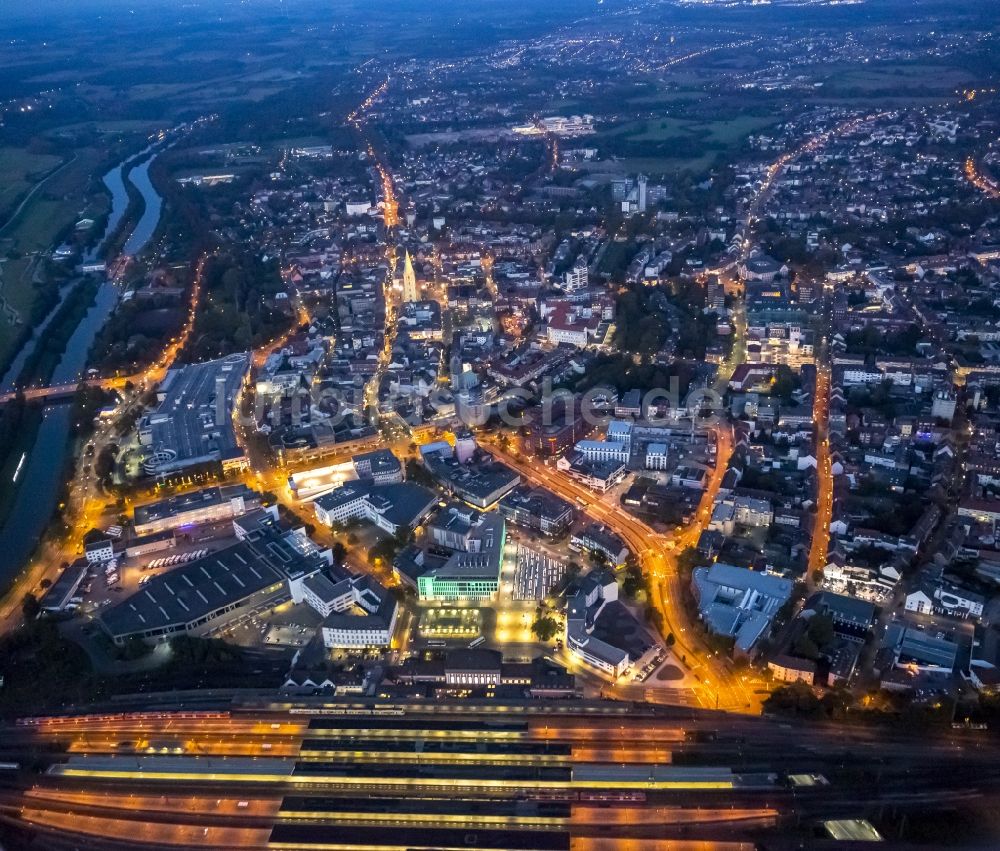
top-left (402, 250), bottom-right (418, 303)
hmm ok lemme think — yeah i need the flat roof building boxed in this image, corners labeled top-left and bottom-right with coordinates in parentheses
top-left (353, 448), bottom-right (404, 485)
top-left (883, 622), bottom-right (959, 674)
top-left (418, 513), bottom-right (507, 601)
top-left (98, 526), bottom-right (328, 645)
top-left (499, 486), bottom-right (575, 537)
top-left (320, 576), bottom-right (398, 649)
top-left (138, 353), bottom-right (250, 476)
top-left (423, 448), bottom-right (520, 509)
top-left (39, 563), bottom-right (88, 613)
top-left (313, 481), bottom-right (437, 535)
top-left (133, 484), bottom-right (260, 536)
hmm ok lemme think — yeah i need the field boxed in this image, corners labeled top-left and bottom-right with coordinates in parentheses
top-left (0, 147), bottom-right (64, 221)
top-left (0, 146), bottom-right (108, 373)
top-left (819, 62), bottom-right (975, 96)
top-left (618, 114), bottom-right (777, 145)
top-left (588, 112), bottom-right (778, 176)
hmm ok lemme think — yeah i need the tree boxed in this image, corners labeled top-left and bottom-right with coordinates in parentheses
top-left (21, 593), bottom-right (40, 621)
top-left (792, 634), bottom-right (820, 660)
top-left (531, 615), bottom-right (560, 642)
top-left (805, 613), bottom-right (835, 650)
top-left (621, 562), bottom-right (648, 599)
top-left (771, 364), bottom-right (800, 402)
top-left (95, 445), bottom-right (117, 484)
top-left (330, 541), bottom-right (348, 566)
top-left (589, 549), bottom-right (609, 568)
top-left (676, 546), bottom-right (701, 577)
top-left (763, 681), bottom-right (822, 717)
top-left (405, 459), bottom-right (436, 487)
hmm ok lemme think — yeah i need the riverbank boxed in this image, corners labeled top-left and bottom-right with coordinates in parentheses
top-left (0, 277), bottom-right (104, 531)
top-left (0, 398), bottom-right (44, 528)
top-left (100, 160), bottom-right (147, 261)
top-left (0, 145), bottom-right (165, 592)
top-left (0, 151), bottom-right (129, 387)
top-left (14, 277), bottom-right (100, 389)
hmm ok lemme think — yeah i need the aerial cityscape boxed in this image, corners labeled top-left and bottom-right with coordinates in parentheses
top-left (1, 0), bottom-right (1000, 847)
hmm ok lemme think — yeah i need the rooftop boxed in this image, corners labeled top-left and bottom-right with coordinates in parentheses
top-left (99, 527), bottom-right (326, 640)
top-left (141, 354), bottom-right (250, 474)
top-left (133, 484), bottom-right (257, 527)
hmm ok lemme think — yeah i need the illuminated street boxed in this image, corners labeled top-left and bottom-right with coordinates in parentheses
top-left (0, 10), bottom-right (998, 850)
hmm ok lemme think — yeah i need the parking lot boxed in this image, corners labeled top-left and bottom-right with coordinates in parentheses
top-left (513, 545), bottom-right (565, 601)
top-left (222, 601), bottom-right (322, 649)
top-left (74, 532), bottom-right (238, 617)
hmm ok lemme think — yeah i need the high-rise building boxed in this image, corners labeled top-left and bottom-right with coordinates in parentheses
top-left (402, 250), bottom-right (418, 303)
top-left (564, 257), bottom-right (589, 292)
top-left (637, 174), bottom-right (648, 213)
top-left (454, 369), bottom-right (488, 426)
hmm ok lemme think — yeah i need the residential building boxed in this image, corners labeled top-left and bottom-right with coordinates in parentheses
top-left (768, 655), bottom-right (816, 684)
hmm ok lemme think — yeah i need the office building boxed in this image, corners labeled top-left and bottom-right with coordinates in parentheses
top-left (691, 563), bottom-right (793, 656)
top-left (132, 484), bottom-right (260, 536)
top-left (422, 446), bottom-right (520, 509)
top-left (498, 486), bottom-right (575, 537)
top-left (352, 448), bottom-right (404, 485)
top-left (417, 513), bottom-right (507, 601)
top-left (313, 481), bottom-right (436, 535)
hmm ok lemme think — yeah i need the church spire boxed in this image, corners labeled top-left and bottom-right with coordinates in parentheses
top-left (402, 250), bottom-right (417, 302)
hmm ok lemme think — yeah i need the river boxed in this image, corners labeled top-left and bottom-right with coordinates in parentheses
top-left (0, 148), bottom-right (146, 395)
top-left (0, 148), bottom-right (164, 582)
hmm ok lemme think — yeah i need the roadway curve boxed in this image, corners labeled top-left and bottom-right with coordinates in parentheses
top-left (481, 429), bottom-right (758, 713)
top-left (965, 154), bottom-right (1000, 199)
